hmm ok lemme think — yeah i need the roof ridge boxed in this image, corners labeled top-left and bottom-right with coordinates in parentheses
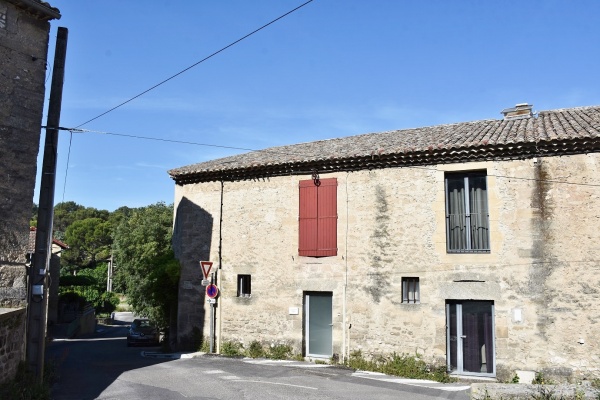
top-left (169, 104), bottom-right (600, 182)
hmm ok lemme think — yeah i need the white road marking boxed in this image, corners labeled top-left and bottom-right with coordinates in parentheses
top-left (234, 380), bottom-right (318, 390)
top-left (204, 369), bottom-right (225, 374)
top-left (352, 371), bottom-right (471, 392)
top-left (52, 337), bottom-right (126, 342)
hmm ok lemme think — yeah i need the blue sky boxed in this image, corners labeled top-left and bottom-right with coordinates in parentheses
top-left (37, 0), bottom-right (600, 211)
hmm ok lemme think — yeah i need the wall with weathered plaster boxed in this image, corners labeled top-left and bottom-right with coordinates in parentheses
top-left (173, 153), bottom-right (600, 380)
top-left (0, 0), bottom-right (51, 308)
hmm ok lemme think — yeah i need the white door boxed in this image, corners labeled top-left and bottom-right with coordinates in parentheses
top-left (305, 292), bottom-right (332, 357)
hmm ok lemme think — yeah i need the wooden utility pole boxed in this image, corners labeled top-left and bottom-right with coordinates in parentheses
top-left (106, 253), bottom-right (113, 292)
top-left (27, 26), bottom-right (68, 382)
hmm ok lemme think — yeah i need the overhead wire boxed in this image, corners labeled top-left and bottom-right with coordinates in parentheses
top-left (53, 0), bottom-right (315, 201)
top-left (73, 0), bottom-right (315, 129)
top-left (51, 125), bottom-right (600, 189)
top-left (44, 0), bottom-right (600, 196)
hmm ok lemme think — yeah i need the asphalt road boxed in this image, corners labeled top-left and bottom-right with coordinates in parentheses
top-left (46, 312), bottom-right (470, 400)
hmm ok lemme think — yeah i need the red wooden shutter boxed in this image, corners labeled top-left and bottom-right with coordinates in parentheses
top-left (299, 178), bottom-right (337, 257)
top-left (299, 180), bottom-right (318, 256)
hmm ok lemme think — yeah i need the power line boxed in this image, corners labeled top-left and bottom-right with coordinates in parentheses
top-left (61, 127), bottom-right (273, 153)
top-left (74, 0), bottom-right (315, 129)
top-left (51, 125), bottom-right (600, 189)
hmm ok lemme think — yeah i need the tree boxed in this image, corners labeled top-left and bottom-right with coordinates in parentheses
top-left (62, 217), bottom-right (112, 272)
top-left (112, 202), bottom-right (178, 331)
top-left (53, 201), bottom-right (109, 240)
top-left (53, 201), bottom-right (86, 239)
top-left (31, 203), bottom-right (38, 227)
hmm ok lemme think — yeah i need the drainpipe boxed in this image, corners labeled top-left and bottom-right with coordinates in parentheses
top-left (217, 180), bottom-right (224, 353)
top-left (343, 172), bottom-right (350, 362)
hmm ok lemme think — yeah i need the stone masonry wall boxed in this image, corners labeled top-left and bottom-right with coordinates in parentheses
top-left (0, 1), bottom-right (51, 307)
top-left (0, 308), bottom-right (26, 384)
top-left (173, 153), bottom-right (600, 380)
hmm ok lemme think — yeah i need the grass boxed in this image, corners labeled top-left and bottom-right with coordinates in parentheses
top-left (345, 350), bottom-right (454, 383)
top-left (215, 341), bottom-right (454, 384)
top-left (0, 361), bottom-right (57, 400)
top-left (217, 340), bottom-right (299, 360)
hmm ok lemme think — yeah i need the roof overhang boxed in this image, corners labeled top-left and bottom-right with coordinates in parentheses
top-left (7, 0), bottom-right (61, 21)
top-left (171, 136), bottom-right (600, 185)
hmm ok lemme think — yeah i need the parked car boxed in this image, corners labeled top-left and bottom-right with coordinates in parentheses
top-left (127, 318), bottom-right (159, 347)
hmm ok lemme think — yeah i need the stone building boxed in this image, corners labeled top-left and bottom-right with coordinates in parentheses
top-left (169, 104), bottom-right (600, 382)
top-left (0, 0), bottom-right (60, 384)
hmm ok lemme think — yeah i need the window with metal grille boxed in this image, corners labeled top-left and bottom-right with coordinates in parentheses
top-left (237, 275), bottom-right (251, 297)
top-left (402, 277), bottom-right (420, 304)
top-left (298, 178), bottom-right (337, 257)
top-left (445, 171), bottom-right (490, 253)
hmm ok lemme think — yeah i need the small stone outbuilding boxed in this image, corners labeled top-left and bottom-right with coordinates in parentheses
top-left (169, 104), bottom-right (600, 382)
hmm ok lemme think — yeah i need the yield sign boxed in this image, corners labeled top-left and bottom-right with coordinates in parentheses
top-left (200, 261), bottom-right (213, 280)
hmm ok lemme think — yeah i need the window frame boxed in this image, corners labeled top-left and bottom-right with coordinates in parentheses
top-left (445, 171), bottom-right (490, 253)
top-left (402, 277), bottom-right (420, 304)
top-left (237, 274), bottom-right (251, 298)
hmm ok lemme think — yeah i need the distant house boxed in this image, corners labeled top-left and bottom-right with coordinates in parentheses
top-left (169, 104), bottom-right (600, 382)
top-left (0, 0), bottom-right (61, 384)
top-left (28, 227), bottom-right (68, 326)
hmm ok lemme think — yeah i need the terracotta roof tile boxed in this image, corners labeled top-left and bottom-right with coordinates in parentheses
top-left (169, 105), bottom-right (600, 184)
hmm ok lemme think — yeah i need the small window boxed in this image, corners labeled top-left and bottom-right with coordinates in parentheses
top-left (237, 275), bottom-right (251, 297)
top-left (402, 277), bottom-right (420, 304)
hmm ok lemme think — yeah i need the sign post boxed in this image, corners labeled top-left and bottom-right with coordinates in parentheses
top-left (200, 261), bottom-right (217, 354)
top-left (207, 273), bottom-right (219, 353)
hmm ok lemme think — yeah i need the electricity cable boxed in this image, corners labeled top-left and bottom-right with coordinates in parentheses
top-left (73, 0), bottom-right (315, 129)
top-left (61, 131), bottom-right (73, 203)
top-left (49, 125), bottom-right (600, 189)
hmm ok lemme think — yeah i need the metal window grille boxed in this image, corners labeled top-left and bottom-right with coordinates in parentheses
top-left (445, 172), bottom-right (490, 253)
top-left (402, 277), bottom-right (420, 304)
top-left (237, 275), bottom-right (251, 297)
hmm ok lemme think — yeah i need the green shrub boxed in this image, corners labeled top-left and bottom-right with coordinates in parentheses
top-left (345, 350), bottom-right (454, 383)
top-left (221, 341), bottom-right (243, 356)
top-left (247, 341), bottom-right (265, 358)
top-left (267, 344), bottom-right (292, 360)
top-left (533, 372), bottom-right (554, 385)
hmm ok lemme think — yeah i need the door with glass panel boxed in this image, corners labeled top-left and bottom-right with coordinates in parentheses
top-left (304, 292), bottom-right (333, 357)
top-left (447, 301), bottom-right (495, 376)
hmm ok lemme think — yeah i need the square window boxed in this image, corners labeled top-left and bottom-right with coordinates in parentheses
top-left (402, 277), bottom-right (420, 304)
top-left (237, 275), bottom-right (251, 297)
top-left (445, 171), bottom-right (490, 253)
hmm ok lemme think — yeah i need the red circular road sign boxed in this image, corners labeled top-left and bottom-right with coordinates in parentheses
top-left (206, 284), bottom-right (219, 299)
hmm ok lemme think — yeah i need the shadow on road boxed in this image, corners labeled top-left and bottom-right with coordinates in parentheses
top-left (46, 312), bottom-right (174, 400)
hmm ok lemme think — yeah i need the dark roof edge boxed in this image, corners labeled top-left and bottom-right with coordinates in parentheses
top-left (8, 0), bottom-right (61, 21)
top-left (172, 136), bottom-right (600, 185)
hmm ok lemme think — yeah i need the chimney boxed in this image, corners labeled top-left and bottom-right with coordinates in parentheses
top-left (501, 103), bottom-right (533, 120)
